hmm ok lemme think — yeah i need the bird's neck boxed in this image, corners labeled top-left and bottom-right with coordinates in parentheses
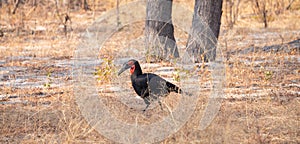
top-left (131, 64), bottom-right (142, 77)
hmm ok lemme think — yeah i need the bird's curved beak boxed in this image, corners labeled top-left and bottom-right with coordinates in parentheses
top-left (118, 63), bottom-right (131, 76)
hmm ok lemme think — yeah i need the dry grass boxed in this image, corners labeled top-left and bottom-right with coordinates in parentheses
top-left (0, 0), bottom-right (299, 143)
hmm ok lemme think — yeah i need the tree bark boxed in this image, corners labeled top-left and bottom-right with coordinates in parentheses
top-left (186, 0), bottom-right (223, 62)
top-left (145, 0), bottom-right (179, 61)
top-left (82, 0), bottom-right (91, 11)
top-left (0, 0), bottom-right (8, 8)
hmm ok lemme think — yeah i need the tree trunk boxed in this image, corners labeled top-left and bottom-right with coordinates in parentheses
top-left (0, 0), bottom-right (8, 7)
top-left (82, 0), bottom-right (91, 11)
top-left (145, 0), bottom-right (179, 61)
top-left (186, 0), bottom-right (223, 62)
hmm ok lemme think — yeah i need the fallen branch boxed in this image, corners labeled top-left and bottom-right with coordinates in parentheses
top-left (12, 0), bottom-right (21, 14)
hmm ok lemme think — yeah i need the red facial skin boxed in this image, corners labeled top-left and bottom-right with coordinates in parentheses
top-left (130, 65), bottom-right (135, 74)
top-left (128, 61), bottom-right (135, 75)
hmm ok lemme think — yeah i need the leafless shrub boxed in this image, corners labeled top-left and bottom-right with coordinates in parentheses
top-left (224, 0), bottom-right (241, 29)
top-left (251, 0), bottom-right (292, 28)
top-left (252, 0), bottom-right (268, 28)
top-left (286, 0), bottom-right (295, 10)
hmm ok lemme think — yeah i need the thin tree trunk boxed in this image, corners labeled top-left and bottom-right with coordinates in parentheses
top-left (186, 0), bottom-right (223, 62)
top-left (32, 0), bottom-right (37, 7)
top-left (145, 0), bottom-right (179, 61)
top-left (82, 0), bottom-right (91, 11)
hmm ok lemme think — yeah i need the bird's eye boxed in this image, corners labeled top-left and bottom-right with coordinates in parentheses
top-left (128, 61), bottom-right (134, 66)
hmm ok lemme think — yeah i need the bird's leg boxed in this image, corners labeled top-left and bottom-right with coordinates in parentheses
top-left (143, 104), bottom-right (150, 112)
top-left (158, 100), bottom-right (163, 111)
top-left (143, 97), bottom-right (151, 112)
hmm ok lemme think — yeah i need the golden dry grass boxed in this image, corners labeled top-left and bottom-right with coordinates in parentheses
top-left (0, 0), bottom-right (299, 143)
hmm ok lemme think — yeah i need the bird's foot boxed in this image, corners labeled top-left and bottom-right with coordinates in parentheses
top-left (158, 101), bottom-right (163, 111)
top-left (142, 104), bottom-right (150, 112)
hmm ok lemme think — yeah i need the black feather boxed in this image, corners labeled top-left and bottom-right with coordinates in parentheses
top-left (118, 59), bottom-right (182, 111)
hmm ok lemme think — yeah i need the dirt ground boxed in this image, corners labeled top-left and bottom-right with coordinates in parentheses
top-left (0, 0), bottom-right (299, 143)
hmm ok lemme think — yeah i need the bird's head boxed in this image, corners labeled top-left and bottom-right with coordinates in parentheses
top-left (118, 59), bottom-right (139, 76)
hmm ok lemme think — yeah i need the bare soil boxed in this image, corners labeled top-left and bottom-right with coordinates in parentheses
top-left (0, 0), bottom-right (299, 143)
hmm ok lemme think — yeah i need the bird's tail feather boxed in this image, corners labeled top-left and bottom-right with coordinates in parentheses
top-left (166, 82), bottom-right (192, 96)
top-left (166, 81), bottom-right (181, 93)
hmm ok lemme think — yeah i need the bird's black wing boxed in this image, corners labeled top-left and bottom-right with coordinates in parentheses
top-left (134, 73), bottom-right (182, 97)
top-left (145, 73), bottom-right (182, 95)
top-left (148, 76), bottom-right (169, 97)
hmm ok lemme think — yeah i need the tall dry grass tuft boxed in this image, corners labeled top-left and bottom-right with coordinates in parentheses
top-left (0, 0), bottom-right (299, 143)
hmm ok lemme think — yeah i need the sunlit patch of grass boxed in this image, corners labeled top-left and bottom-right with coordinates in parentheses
top-left (43, 72), bottom-right (52, 88)
top-left (94, 57), bottom-right (117, 84)
top-left (173, 67), bottom-right (198, 83)
top-left (172, 70), bottom-right (180, 82)
top-left (264, 70), bottom-right (273, 81)
top-left (0, 0), bottom-right (299, 143)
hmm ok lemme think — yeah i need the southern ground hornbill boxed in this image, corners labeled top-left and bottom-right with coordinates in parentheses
top-left (118, 59), bottom-right (182, 111)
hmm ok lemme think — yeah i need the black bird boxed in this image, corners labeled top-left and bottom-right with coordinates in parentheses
top-left (118, 59), bottom-right (182, 111)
